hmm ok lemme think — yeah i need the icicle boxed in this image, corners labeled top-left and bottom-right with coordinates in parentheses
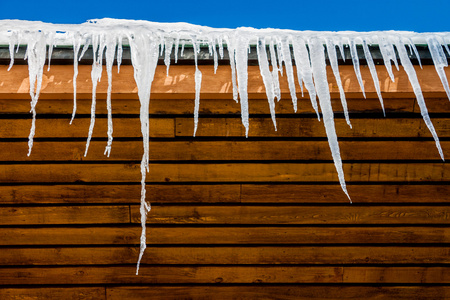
top-left (427, 36), bottom-right (450, 101)
top-left (309, 38), bottom-right (351, 203)
top-left (104, 34), bottom-right (117, 157)
top-left (174, 34), bottom-right (180, 63)
top-left (117, 35), bottom-right (123, 73)
top-left (256, 37), bottom-right (277, 130)
top-left (336, 38), bottom-right (345, 62)
top-left (7, 31), bottom-right (17, 71)
top-left (180, 40), bottom-right (185, 57)
top-left (70, 33), bottom-right (82, 124)
top-left (395, 38), bottom-right (444, 160)
top-left (325, 38), bottom-right (351, 127)
top-left (84, 34), bottom-right (104, 157)
top-left (234, 33), bottom-right (250, 137)
top-left (292, 37), bottom-right (319, 118)
top-left (218, 36), bottom-right (224, 59)
top-left (349, 38), bottom-right (366, 98)
top-left (280, 37), bottom-right (297, 112)
top-left (408, 39), bottom-right (422, 69)
top-left (212, 37), bottom-right (219, 74)
top-left (276, 37), bottom-right (284, 76)
top-left (377, 35), bottom-right (398, 83)
top-left (25, 31), bottom-right (47, 156)
top-left (192, 36), bottom-right (203, 137)
top-left (269, 38), bottom-right (281, 101)
top-left (46, 33), bottom-right (54, 72)
top-left (164, 37), bottom-right (173, 76)
top-left (129, 32), bottom-right (160, 275)
top-left (226, 37), bottom-right (239, 102)
top-left (362, 39), bottom-right (385, 116)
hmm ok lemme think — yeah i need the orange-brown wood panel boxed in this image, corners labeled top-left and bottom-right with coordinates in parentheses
top-left (1, 226), bottom-right (449, 245)
top-left (0, 246), bottom-right (448, 265)
top-left (0, 65), bottom-right (448, 99)
top-left (0, 163), bottom-right (448, 183)
top-left (0, 97), bottom-right (416, 115)
top-left (0, 288), bottom-right (105, 300)
top-left (1, 184), bottom-right (449, 204)
top-left (0, 266), bottom-right (448, 284)
top-left (106, 286), bottom-right (450, 300)
top-left (1, 141), bottom-right (449, 161)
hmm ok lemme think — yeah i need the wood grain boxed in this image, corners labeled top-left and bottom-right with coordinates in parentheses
top-left (2, 140), bottom-right (449, 161)
top-left (2, 226), bottom-right (448, 245)
top-left (0, 65), bottom-right (448, 99)
top-left (0, 163), bottom-right (448, 183)
top-left (106, 286), bottom-right (450, 300)
top-left (0, 266), bottom-right (447, 284)
top-left (1, 184), bottom-right (449, 204)
top-left (1, 246), bottom-right (448, 265)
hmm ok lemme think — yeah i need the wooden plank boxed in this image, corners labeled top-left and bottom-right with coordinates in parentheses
top-left (2, 226), bottom-right (449, 245)
top-left (2, 205), bottom-right (448, 226)
top-left (1, 184), bottom-right (448, 205)
top-left (0, 184), bottom-right (240, 204)
top-left (3, 141), bottom-right (450, 162)
top-left (414, 97), bottom-right (450, 113)
top-left (176, 117), bottom-right (450, 138)
top-left (343, 267), bottom-right (450, 283)
top-left (0, 266), bottom-right (343, 284)
top-left (0, 163), bottom-right (448, 183)
top-left (0, 118), bottom-right (174, 138)
top-left (241, 184), bottom-right (450, 203)
top-left (3, 117), bottom-right (450, 139)
top-left (0, 266), bottom-right (448, 284)
top-left (131, 206), bottom-right (450, 225)
top-left (107, 286), bottom-right (450, 300)
top-left (0, 206), bottom-right (130, 225)
top-left (0, 97), bottom-right (414, 115)
top-left (0, 288), bottom-right (105, 300)
top-left (1, 246), bottom-right (449, 265)
top-left (0, 65), bottom-right (448, 100)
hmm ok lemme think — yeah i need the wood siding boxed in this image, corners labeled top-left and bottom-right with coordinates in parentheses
top-left (0, 64), bottom-right (449, 299)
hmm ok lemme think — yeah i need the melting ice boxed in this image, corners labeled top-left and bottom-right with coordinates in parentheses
top-left (0, 18), bottom-right (449, 274)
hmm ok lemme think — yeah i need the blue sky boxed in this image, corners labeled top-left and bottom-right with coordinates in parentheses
top-left (1, 0), bottom-right (449, 32)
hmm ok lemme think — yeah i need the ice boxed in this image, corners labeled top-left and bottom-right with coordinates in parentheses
top-left (377, 35), bottom-right (398, 83)
top-left (349, 38), bottom-right (366, 98)
top-left (292, 37), bottom-right (319, 119)
top-left (325, 38), bottom-right (351, 127)
top-left (128, 32), bottom-right (160, 275)
top-left (257, 37), bottom-right (277, 130)
top-left (427, 36), bottom-right (450, 101)
top-left (280, 37), bottom-right (297, 112)
top-left (395, 38), bottom-right (444, 160)
top-left (26, 31), bottom-right (47, 156)
top-left (234, 33), bottom-right (250, 137)
top-left (104, 34), bottom-right (117, 157)
top-left (269, 39), bottom-right (281, 101)
top-left (309, 38), bottom-right (351, 203)
top-left (192, 37), bottom-right (203, 137)
top-left (164, 37), bottom-right (173, 76)
top-left (362, 39), bottom-right (385, 116)
top-left (70, 33), bottom-right (82, 124)
top-left (226, 39), bottom-right (239, 102)
top-left (84, 34), bottom-right (105, 157)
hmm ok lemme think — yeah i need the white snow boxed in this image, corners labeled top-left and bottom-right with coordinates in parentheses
top-left (0, 18), bottom-right (449, 273)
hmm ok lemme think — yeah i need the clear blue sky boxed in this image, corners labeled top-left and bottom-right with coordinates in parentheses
top-left (1, 0), bottom-right (449, 32)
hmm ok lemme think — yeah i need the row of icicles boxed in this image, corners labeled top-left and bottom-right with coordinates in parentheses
top-left (2, 19), bottom-right (450, 274)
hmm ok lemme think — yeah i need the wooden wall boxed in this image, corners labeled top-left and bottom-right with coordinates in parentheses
top-left (0, 63), bottom-right (449, 299)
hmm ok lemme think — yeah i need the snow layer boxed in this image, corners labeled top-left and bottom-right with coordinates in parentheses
top-left (1, 18), bottom-right (449, 274)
